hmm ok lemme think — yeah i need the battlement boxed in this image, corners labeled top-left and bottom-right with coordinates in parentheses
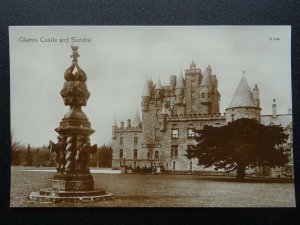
top-left (116, 127), bottom-right (142, 132)
top-left (167, 113), bottom-right (225, 121)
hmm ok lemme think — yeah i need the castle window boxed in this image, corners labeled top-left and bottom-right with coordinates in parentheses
top-left (201, 93), bottom-right (205, 98)
top-left (134, 137), bottom-right (138, 144)
top-left (134, 149), bottom-right (137, 159)
top-left (207, 93), bottom-right (211, 98)
top-left (119, 149), bottom-right (123, 158)
top-left (171, 129), bottom-right (179, 139)
top-left (120, 137), bottom-right (123, 145)
top-left (171, 145), bottom-right (178, 158)
top-left (155, 151), bottom-right (159, 159)
top-left (187, 129), bottom-right (195, 138)
top-left (179, 94), bottom-right (182, 99)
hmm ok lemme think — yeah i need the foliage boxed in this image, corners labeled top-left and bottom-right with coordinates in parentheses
top-left (90, 144), bottom-right (112, 167)
top-left (11, 131), bottom-right (22, 165)
top-left (25, 144), bottom-right (33, 166)
top-left (187, 118), bottom-right (289, 179)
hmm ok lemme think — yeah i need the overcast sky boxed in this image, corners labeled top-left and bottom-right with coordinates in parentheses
top-left (9, 26), bottom-right (292, 147)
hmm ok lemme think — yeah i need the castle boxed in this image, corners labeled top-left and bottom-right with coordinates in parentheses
top-left (111, 61), bottom-right (293, 177)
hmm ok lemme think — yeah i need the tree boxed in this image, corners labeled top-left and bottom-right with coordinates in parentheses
top-left (11, 131), bottom-right (22, 165)
top-left (187, 118), bottom-right (289, 180)
top-left (98, 145), bottom-right (112, 167)
top-left (26, 144), bottom-right (33, 166)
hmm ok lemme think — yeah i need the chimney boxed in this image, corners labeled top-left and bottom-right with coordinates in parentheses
top-left (272, 99), bottom-right (277, 118)
top-left (127, 119), bottom-right (131, 129)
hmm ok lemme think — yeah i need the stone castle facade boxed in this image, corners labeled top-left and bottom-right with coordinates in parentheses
top-left (111, 61), bottom-right (293, 177)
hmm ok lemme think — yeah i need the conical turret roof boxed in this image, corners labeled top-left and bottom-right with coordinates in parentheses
top-left (227, 76), bottom-right (257, 109)
top-left (142, 80), bottom-right (151, 96)
top-left (132, 111), bottom-right (141, 128)
top-left (113, 118), bottom-right (118, 127)
top-left (155, 77), bottom-right (162, 89)
top-left (160, 103), bottom-right (169, 115)
top-left (200, 65), bottom-right (212, 86)
top-left (176, 72), bottom-right (184, 89)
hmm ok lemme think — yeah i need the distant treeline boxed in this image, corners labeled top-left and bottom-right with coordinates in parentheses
top-left (11, 141), bottom-right (112, 168)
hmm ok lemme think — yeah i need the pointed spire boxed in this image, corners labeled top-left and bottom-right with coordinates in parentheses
top-left (113, 117), bottom-right (118, 127)
top-left (155, 76), bottom-right (162, 90)
top-left (190, 59), bottom-right (196, 69)
top-left (200, 65), bottom-right (212, 86)
top-left (142, 79), bottom-right (151, 96)
top-left (132, 110), bottom-right (141, 128)
top-left (160, 103), bottom-right (169, 115)
top-left (228, 76), bottom-right (257, 108)
top-left (176, 71), bottom-right (184, 88)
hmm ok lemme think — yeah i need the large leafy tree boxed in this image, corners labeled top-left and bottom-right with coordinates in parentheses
top-left (187, 118), bottom-right (289, 179)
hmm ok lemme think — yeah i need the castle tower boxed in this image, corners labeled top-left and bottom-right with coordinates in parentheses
top-left (170, 75), bottom-right (177, 95)
top-left (225, 75), bottom-right (261, 123)
top-left (199, 65), bottom-right (213, 114)
top-left (200, 65), bottom-right (212, 104)
top-left (141, 79), bottom-right (151, 111)
top-left (175, 72), bottom-right (185, 104)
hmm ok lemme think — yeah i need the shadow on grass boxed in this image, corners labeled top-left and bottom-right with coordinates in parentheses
top-left (197, 176), bottom-right (294, 183)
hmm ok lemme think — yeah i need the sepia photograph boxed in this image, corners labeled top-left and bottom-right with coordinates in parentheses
top-left (9, 25), bottom-right (295, 207)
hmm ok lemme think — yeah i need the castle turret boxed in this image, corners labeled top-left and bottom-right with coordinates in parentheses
top-left (170, 75), bottom-right (177, 95)
top-left (141, 80), bottom-right (151, 111)
top-left (155, 77), bottom-right (163, 99)
top-left (190, 59), bottom-right (196, 69)
top-left (175, 72), bottom-right (184, 104)
top-left (112, 119), bottom-right (118, 139)
top-left (225, 75), bottom-right (261, 123)
top-left (200, 65), bottom-right (212, 105)
top-left (132, 111), bottom-right (142, 129)
top-left (272, 98), bottom-right (277, 118)
top-left (159, 103), bottom-right (169, 131)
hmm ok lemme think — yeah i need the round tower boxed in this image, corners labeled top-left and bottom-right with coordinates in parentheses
top-left (225, 75), bottom-right (261, 123)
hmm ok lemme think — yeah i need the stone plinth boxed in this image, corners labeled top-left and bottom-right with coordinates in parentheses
top-left (29, 172), bottom-right (113, 202)
top-left (52, 173), bottom-right (94, 191)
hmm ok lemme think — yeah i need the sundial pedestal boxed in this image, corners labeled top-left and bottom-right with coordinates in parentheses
top-left (28, 46), bottom-right (113, 203)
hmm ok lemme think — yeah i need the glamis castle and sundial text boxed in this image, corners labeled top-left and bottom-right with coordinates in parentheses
top-left (18, 36), bottom-right (92, 43)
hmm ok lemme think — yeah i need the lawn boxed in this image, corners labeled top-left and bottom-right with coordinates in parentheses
top-left (10, 167), bottom-right (296, 207)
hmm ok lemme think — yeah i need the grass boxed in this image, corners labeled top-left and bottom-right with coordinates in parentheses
top-left (10, 167), bottom-right (296, 207)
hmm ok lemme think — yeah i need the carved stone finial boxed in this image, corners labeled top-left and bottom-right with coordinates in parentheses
top-left (71, 45), bottom-right (80, 62)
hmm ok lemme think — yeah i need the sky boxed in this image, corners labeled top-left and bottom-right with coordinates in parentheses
top-left (9, 26), bottom-right (292, 147)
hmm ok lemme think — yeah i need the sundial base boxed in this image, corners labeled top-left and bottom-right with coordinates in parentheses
top-left (28, 172), bottom-right (114, 202)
